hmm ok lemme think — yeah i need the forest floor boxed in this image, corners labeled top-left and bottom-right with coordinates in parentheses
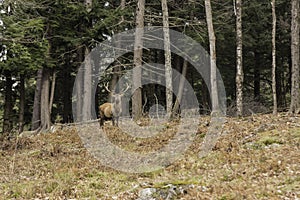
top-left (0, 113), bottom-right (299, 200)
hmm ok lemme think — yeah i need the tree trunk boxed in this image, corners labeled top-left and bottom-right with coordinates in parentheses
top-left (276, 57), bottom-right (285, 109)
top-left (205, 0), bottom-right (220, 113)
top-left (235, 0), bottom-right (243, 116)
top-left (161, 0), bottom-right (173, 118)
top-left (81, 0), bottom-right (93, 121)
top-left (75, 48), bottom-right (84, 122)
top-left (49, 71), bottom-right (56, 115)
top-left (39, 67), bottom-right (51, 132)
top-left (31, 69), bottom-right (43, 130)
top-left (271, 0), bottom-right (277, 114)
top-left (2, 70), bottom-right (13, 133)
top-left (172, 59), bottom-right (188, 118)
top-left (254, 51), bottom-right (260, 100)
top-left (289, 0), bottom-right (300, 114)
top-left (121, 0), bottom-right (126, 21)
top-left (132, 0), bottom-right (145, 120)
top-left (18, 74), bottom-right (25, 133)
top-left (82, 47), bottom-right (92, 121)
top-left (201, 79), bottom-right (210, 114)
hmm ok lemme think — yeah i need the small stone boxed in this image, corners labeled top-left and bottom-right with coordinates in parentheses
top-left (137, 188), bottom-right (156, 200)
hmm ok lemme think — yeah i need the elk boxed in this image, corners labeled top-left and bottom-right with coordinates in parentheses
top-left (99, 83), bottom-right (129, 127)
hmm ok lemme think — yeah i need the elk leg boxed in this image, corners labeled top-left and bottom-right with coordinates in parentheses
top-left (116, 117), bottom-right (119, 127)
top-left (112, 117), bottom-right (115, 126)
top-left (100, 118), bottom-right (104, 127)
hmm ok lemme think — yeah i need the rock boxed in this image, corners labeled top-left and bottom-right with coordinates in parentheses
top-left (137, 188), bottom-right (156, 200)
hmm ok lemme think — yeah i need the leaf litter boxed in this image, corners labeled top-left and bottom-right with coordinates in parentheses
top-left (0, 113), bottom-right (299, 199)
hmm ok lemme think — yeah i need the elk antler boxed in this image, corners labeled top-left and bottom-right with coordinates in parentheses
top-left (121, 83), bottom-right (130, 94)
top-left (104, 82), bottom-right (111, 93)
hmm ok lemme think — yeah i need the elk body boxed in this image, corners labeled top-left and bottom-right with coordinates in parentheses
top-left (99, 83), bottom-right (129, 127)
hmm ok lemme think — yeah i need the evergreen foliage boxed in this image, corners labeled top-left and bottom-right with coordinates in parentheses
top-left (0, 0), bottom-right (298, 132)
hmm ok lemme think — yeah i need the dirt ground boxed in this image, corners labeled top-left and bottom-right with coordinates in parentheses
top-left (0, 113), bottom-right (299, 199)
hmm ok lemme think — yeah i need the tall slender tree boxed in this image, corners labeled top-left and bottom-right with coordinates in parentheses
top-left (271, 0), bottom-right (277, 114)
top-left (31, 69), bottom-right (43, 130)
top-left (39, 67), bottom-right (51, 132)
top-left (82, 0), bottom-right (93, 121)
top-left (205, 0), bottom-right (219, 114)
top-left (235, 0), bottom-right (243, 116)
top-left (161, 0), bottom-right (173, 118)
top-left (289, 0), bottom-right (300, 114)
top-left (172, 59), bottom-right (188, 118)
top-left (75, 48), bottom-right (84, 122)
top-left (82, 47), bottom-right (92, 121)
top-left (132, 0), bottom-right (145, 120)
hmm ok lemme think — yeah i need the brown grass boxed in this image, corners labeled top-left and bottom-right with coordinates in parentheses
top-left (0, 113), bottom-right (299, 199)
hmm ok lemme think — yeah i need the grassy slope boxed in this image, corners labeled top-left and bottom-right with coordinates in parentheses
top-left (0, 113), bottom-right (299, 199)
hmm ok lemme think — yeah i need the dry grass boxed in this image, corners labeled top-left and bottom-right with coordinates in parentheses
top-left (0, 113), bottom-right (299, 199)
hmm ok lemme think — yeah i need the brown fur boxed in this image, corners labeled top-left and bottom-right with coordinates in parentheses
top-left (100, 103), bottom-right (113, 117)
top-left (99, 101), bottom-right (121, 126)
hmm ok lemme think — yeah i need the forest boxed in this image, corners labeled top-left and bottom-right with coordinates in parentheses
top-left (0, 0), bottom-right (299, 133)
top-left (0, 0), bottom-right (299, 199)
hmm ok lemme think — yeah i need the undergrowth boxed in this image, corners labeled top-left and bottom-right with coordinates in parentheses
top-left (0, 113), bottom-right (299, 199)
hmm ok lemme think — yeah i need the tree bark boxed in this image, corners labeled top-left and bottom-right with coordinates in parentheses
top-left (82, 47), bottom-right (92, 121)
top-left (120, 0), bottom-right (126, 20)
top-left (39, 67), bottom-right (51, 132)
top-left (271, 0), bottom-right (277, 114)
top-left (132, 0), bottom-right (145, 120)
top-left (49, 71), bottom-right (56, 115)
top-left (289, 0), bottom-right (300, 114)
top-left (75, 48), bottom-right (84, 122)
top-left (254, 51), bottom-right (260, 100)
top-left (235, 0), bottom-right (243, 116)
top-left (172, 59), bottom-right (188, 118)
top-left (201, 79), bottom-right (210, 114)
top-left (82, 0), bottom-right (93, 121)
top-left (18, 74), bottom-right (25, 133)
top-left (205, 0), bottom-right (220, 113)
top-left (31, 69), bottom-right (43, 130)
top-left (2, 70), bottom-right (13, 133)
top-left (162, 0), bottom-right (173, 118)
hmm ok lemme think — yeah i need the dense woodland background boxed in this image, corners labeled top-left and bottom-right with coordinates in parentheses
top-left (0, 0), bottom-right (299, 134)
